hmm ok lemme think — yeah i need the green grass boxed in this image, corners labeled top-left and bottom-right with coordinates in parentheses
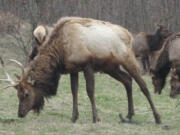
top-left (0, 67), bottom-right (180, 135)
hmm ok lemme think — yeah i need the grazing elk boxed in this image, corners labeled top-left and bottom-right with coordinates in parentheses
top-left (148, 46), bottom-right (180, 98)
top-left (0, 17), bottom-right (161, 124)
top-left (151, 33), bottom-right (180, 97)
top-left (132, 25), bottom-right (171, 73)
top-left (33, 25), bottom-right (179, 98)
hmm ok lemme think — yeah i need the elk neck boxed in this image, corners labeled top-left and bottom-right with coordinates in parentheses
top-left (28, 45), bottom-right (65, 97)
top-left (147, 31), bottom-right (164, 51)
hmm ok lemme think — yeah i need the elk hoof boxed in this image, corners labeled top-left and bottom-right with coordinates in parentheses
top-left (162, 125), bottom-right (170, 130)
top-left (93, 117), bottom-right (101, 123)
top-left (119, 113), bottom-right (131, 123)
top-left (71, 116), bottom-right (78, 123)
top-left (154, 113), bottom-right (161, 124)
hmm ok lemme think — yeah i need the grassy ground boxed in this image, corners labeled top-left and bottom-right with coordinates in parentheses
top-left (0, 66), bottom-right (180, 135)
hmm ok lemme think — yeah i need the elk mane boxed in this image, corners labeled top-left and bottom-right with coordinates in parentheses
top-left (28, 19), bottom-right (73, 97)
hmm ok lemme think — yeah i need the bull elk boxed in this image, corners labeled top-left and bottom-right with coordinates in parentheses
top-left (0, 17), bottom-right (161, 124)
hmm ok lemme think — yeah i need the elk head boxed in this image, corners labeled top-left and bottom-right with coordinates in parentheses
top-left (156, 24), bottom-right (172, 39)
top-left (16, 76), bottom-right (44, 118)
top-left (33, 25), bottom-right (52, 45)
top-left (150, 67), bottom-right (166, 94)
top-left (151, 75), bottom-right (165, 94)
top-left (0, 58), bottom-right (44, 117)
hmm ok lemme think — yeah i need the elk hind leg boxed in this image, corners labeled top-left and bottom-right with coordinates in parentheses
top-left (106, 67), bottom-right (134, 122)
top-left (125, 64), bottom-right (161, 124)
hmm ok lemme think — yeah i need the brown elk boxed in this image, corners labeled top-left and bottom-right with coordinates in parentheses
top-left (33, 25), bottom-right (178, 98)
top-left (132, 25), bottom-right (171, 73)
top-left (149, 48), bottom-right (180, 98)
top-left (151, 33), bottom-right (180, 97)
top-left (0, 17), bottom-right (161, 124)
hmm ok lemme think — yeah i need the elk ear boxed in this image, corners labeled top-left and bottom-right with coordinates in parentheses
top-left (33, 25), bottom-right (46, 44)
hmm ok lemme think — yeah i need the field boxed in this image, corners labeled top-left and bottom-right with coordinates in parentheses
top-left (0, 66), bottom-right (180, 135)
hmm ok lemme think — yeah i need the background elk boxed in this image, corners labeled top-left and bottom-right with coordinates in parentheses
top-left (148, 49), bottom-right (176, 97)
top-left (150, 33), bottom-right (180, 97)
top-left (132, 25), bottom-right (171, 73)
top-left (1, 17), bottom-right (161, 124)
top-left (28, 25), bottom-right (53, 63)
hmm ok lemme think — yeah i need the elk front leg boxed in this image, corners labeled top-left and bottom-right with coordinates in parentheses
top-left (84, 66), bottom-right (100, 123)
top-left (70, 73), bottom-right (79, 123)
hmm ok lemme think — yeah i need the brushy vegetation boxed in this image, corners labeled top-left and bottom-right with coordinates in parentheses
top-left (0, 66), bottom-right (180, 135)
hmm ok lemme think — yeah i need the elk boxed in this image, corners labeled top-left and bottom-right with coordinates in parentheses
top-left (0, 17), bottom-right (161, 124)
top-left (151, 33), bottom-right (180, 97)
top-left (132, 25), bottom-right (171, 73)
top-left (149, 46), bottom-right (180, 98)
top-left (33, 25), bottom-right (178, 98)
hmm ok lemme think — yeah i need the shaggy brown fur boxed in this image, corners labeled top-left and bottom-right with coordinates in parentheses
top-left (151, 33), bottom-right (180, 94)
top-left (132, 25), bottom-right (171, 72)
top-left (13, 17), bottom-right (161, 124)
top-left (147, 26), bottom-right (171, 51)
